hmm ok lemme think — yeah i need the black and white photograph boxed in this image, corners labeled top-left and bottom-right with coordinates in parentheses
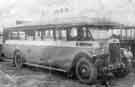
top-left (0, 0), bottom-right (135, 87)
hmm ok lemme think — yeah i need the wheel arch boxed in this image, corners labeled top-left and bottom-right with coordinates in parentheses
top-left (71, 51), bottom-right (98, 84)
top-left (13, 49), bottom-right (26, 63)
top-left (71, 51), bottom-right (94, 71)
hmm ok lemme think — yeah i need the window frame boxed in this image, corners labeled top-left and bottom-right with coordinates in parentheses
top-left (35, 30), bottom-right (42, 40)
top-left (55, 28), bottom-right (67, 41)
top-left (67, 27), bottom-right (78, 41)
top-left (25, 30), bottom-right (34, 40)
top-left (42, 29), bottom-right (54, 40)
top-left (18, 31), bottom-right (26, 40)
top-left (11, 31), bottom-right (18, 40)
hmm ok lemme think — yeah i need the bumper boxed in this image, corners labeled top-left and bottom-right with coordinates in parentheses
top-left (102, 63), bottom-right (126, 73)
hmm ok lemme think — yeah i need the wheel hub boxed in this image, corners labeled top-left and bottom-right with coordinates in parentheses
top-left (81, 68), bottom-right (87, 73)
top-left (80, 65), bottom-right (90, 77)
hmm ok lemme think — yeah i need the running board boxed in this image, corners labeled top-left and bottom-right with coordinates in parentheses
top-left (24, 63), bottom-right (67, 73)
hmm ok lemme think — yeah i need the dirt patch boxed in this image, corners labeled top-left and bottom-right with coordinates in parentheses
top-left (0, 61), bottom-right (135, 87)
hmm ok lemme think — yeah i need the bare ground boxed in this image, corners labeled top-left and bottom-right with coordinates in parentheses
top-left (0, 60), bottom-right (134, 87)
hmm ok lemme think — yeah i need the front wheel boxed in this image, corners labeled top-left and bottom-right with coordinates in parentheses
top-left (75, 57), bottom-right (97, 84)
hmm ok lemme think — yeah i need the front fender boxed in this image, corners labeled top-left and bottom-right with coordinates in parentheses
top-left (72, 51), bottom-right (94, 68)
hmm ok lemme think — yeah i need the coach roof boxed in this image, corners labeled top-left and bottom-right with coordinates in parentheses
top-left (4, 17), bottom-right (125, 30)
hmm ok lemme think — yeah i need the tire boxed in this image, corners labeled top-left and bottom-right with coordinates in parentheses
top-left (14, 52), bottom-right (23, 69)
top-left (75, 56), bottom-right (97, 84)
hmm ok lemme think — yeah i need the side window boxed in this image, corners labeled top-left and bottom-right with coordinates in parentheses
top-left (35, 31), bottom-right (42, 40)
top-left (8, 32), bottom-right (12, 40)
top-left (11, 32), bottom-right (18, 40)
top-left (43, 29), bottom-right (54, 40)
top-left (26, 31), bottom-right (34, 40)
top-left (68, 27), bottom-right (78, 41)
top-left (55, 30), bottom-right (60, 40)
top-left (55, 29), bottom-right (67, 40)
top-left (83, 27), bottom-right (93, 40)
top-left (82, 27), bottom-right (87, 38)
top-left (61, 29), bottom-right (67, 40)
top-left (70, 27), bottom-right (77, 38)
top-left (19, 31), bottom-right (25, 40)
top-left (88, 28), bottom-right (94, 40)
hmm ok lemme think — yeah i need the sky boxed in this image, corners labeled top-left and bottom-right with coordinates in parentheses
top-left (0, 0), bottom-right (135, 27)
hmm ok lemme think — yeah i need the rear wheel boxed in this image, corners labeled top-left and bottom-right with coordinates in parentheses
top-left (14, 52), bottom-right (23, 69)
top-left (75, 57), bottom-right (97, 84)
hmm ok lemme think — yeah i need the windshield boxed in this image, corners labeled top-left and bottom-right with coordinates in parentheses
top-left (88, 28), bottom-right (112, 40)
